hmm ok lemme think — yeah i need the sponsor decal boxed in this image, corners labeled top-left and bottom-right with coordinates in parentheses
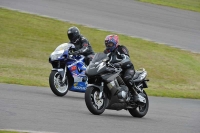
top-left (74, 82), bottom-right (78, 86)
top-left (122, 48), bottom-right (128, 54)
top-left (83, 43), bottom-right (88, 47)
top-left (74, 86), bottom-right (86, 90)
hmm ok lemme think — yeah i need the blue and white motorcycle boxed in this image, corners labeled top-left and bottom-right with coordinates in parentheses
top-left (49, 43), bottom-right (88, 96)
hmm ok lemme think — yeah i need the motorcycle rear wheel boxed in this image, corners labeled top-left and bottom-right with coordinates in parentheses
top-left (85, 86), bottom-right (107, 115)
top-left (128, 90), bottom-right (149, 118)
top-left (49, 71), bottom-right (69, 96)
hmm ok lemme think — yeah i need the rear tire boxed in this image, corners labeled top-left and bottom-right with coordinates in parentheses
top-left (85, 87), bottom-right (107, 115)
top-left (49, 71), bottom-right (69, 96)
top-left (128, 90), bottom-right (149, 118)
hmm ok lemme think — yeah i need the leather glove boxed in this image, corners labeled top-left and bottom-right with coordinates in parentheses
top-left (71, 50), bottom-right (80, 55)
top-left (113, 62), bottom-right (122, 68)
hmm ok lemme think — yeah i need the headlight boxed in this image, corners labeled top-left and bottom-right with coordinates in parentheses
top-left (51, 54), bottom-right (62, 61)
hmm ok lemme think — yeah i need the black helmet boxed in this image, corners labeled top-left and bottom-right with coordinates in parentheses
top-left (67, 26), bottom-right (80, 43)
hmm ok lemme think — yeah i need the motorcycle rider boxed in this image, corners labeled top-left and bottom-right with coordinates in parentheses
top-left (104, 34), bottom-right (144, 103)
top-left (67, 26), bottom-right (95, 66)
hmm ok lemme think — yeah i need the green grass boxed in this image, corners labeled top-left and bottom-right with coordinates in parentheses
top-left (0, 8), bottom-right (200, 99)
top-left (139, 0), bottom-right (200, 12)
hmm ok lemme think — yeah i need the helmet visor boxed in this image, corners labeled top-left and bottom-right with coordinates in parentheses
top-left (68, 33), bottom-right (75, 41)
top-left (106, 42), bottom-right (114, 47)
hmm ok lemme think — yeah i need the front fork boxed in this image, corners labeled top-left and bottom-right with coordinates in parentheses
top-left (52, 66), bottom-right (67, 83)
top-left (87, 82), bottom-right (104, 100)
top-left (98, 82), bottom-right (104, 99)
top-left (62, 66), bottom-right (67, 83)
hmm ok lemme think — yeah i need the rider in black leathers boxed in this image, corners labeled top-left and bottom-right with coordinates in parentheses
top-left (67, 26), bottom-right (95, 66)
top-left (104, 34), bottom-right (143, 103)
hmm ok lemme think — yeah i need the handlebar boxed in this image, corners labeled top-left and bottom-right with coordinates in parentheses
top-left (67, 54), bottom-right (85, 63)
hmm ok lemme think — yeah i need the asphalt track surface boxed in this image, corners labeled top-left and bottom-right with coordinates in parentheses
top-left (0, 0), bottom-right (200, 53)
top-left (0, 83), bottom-right (200, 133)
top-left (0, 0), bottom-right (200, 133)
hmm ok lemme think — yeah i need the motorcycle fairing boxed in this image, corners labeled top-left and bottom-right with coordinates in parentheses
top-left (67, 56), bottom-right (88, 92)
top-left (101, 71), bottom-right (120, 83)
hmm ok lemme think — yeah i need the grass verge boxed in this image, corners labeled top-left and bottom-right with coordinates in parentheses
top-left (138, 0), bottom-right (200, 12)
top-left (0, 8), bottom-right (200, 99)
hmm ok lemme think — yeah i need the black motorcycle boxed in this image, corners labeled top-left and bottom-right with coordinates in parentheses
top-left (84, 53), bottom-right (149, 118)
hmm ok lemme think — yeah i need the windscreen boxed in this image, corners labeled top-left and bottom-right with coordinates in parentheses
top-left (54, 43), bottom-right (75, 52)
top-left (92, 52), bottom-right (107, 63)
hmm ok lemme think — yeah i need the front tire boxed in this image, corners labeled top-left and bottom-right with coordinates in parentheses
top-left (85, 87), bottom-right (107, 115)
top-left (128, 90), bottom-right (149, 118)
top-left (49, 71), bottom-right (69, 96)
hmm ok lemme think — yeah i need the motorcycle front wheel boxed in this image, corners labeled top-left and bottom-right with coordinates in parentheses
top-left (128, 90), bottom-right (149, 118)
top-left (85, 86), bottom-right (107, 115)
top-left (49, 71), bottom-right (69, 96)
